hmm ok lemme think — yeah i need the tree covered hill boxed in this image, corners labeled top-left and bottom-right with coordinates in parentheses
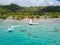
top-left (0, 3), bottom-right (60, 14)
top-left (0, 3), bottom-right (60, 19)
top-left (2, 3), bottom-right (23, 12)
top-left (40, 6), bottom-right (60, 12)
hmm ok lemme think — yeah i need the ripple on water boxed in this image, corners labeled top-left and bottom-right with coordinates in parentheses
top-left (0, 19), bottom-right (60, 45)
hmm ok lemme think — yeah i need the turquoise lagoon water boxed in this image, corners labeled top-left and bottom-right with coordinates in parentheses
top-left (0, 19), bottom-right (60, 45)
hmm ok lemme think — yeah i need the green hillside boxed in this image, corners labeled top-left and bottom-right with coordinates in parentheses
top-left (0, 3), bottom-right (60, 19)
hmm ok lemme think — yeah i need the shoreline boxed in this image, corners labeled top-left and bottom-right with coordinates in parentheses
top-left (0, 18), bottom-right (60, 24)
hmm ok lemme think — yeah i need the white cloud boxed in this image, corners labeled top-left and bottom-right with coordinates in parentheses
top-left (0, 0), bottom-right (60, 6)
top-left (0, 0), bottom-right (14, 5)
top-left (49, 2), bottom-right (54, 5)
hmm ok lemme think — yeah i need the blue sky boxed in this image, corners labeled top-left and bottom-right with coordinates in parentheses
top-left (0, 0), bottom-right (60, 6)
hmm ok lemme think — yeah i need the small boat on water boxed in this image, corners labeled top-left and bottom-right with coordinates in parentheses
top-left (7, 26), bottom-right (14, 32)
top-left (29, 19), bottom-right (38, 25)
top-left (29, 23), bottom-right (38, 25)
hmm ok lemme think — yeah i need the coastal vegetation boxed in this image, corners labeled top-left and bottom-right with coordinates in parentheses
top-left (0, 3), bottom-right (60, 20)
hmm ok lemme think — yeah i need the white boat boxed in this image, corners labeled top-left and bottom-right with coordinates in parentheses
top-left (29, 19), bottom-right (38, 25)
top-left (7, 26), bottom-right (14, 32)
